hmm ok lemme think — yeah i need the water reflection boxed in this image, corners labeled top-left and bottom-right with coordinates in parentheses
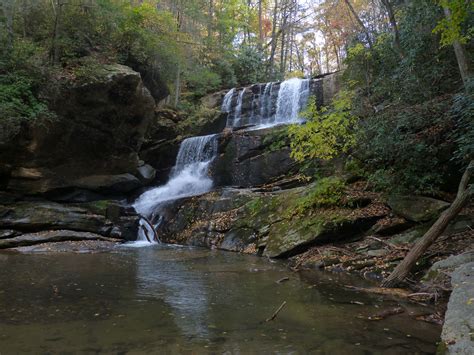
top-left (0, 246), bottom-right (441, 353)
top-left (134, 246), bottom-right (210, 338)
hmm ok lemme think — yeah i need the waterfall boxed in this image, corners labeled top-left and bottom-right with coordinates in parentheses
top-left (275, 78), bottom-right (310, 123)
top-left (132, 134), bottom-right (218, 244)
top-left (223, 78), bottom-right (311, 128)
top-left (232, 88), bottom-right (246, 127)
top-left (221, 88), bottom-right (234, 115)
top-left (260, 82), bottom-right (274, 122)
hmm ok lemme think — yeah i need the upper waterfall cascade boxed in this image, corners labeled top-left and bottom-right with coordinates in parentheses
top-left (223, 77), bottom-right (312, 128)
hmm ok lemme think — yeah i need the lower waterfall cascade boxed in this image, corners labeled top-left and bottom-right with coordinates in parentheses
top-left (132, 134), bottom-right (218, 244)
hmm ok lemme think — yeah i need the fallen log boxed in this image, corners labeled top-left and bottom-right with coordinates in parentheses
top-left (381, 160), bottom-right (473, 288)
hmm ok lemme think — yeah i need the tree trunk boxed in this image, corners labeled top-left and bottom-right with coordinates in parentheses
top-left (207, 0), bottom-right (213, 45)
top-left (258, 0), bottom-right (263, 50)
top-left (267, 0), bottom-right (279, 77)
top-left (380, 0), bottom-right (404, 58)
top-left (4, 0), bottom-right (15, 52)
top-left (381, 160), bottom-right (474, 288)
top-left (51, 0), bottom-right (63, 65)
top-left (174, 64), bottom-right (181, 108)
top-left (343, 0), bottom-right (373, 49)
top-left (443, 7), bottom-right (471, 88)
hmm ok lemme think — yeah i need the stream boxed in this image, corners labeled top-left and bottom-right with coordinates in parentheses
top-left (0, 245), bottom-right (440, 353)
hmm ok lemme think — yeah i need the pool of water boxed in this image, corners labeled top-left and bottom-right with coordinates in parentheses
top-left (0, 245), bottom-right (440, 353)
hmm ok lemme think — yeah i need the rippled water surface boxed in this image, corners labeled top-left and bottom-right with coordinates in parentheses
top-left (0, 246), bottom-right (440, 353)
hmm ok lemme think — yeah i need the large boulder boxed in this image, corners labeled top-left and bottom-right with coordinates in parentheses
top-left (73, 174), bottom-right (142, 193)
top-left (387, 195), bottom-right (450, 222)
top-left (0, 200), bottom-right (140, 248)
top-left (441, 262), bottom-right (474, 354)
top-left (0, 230), bottom-right (116, 249)
top-left (1, 64), bottom-right (155, 196)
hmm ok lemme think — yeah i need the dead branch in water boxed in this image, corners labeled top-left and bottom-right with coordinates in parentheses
top-left (276, 277), bottom-right (290, 284)
top-left (265, 301), bottom-right (287, 322)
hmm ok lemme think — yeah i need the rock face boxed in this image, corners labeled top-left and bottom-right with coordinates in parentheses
top-left (387, 195), bottom-right (450, 222)
top-left (213, 126), bottom-right (298, 187)
top-left (0, 64), bottom-right (155, 196)
top-left (441, 262), bottom-right (474, 354)
top-left (0, 200), bottom-right (139, 248)
top-left (157, 186), bottom-right (385, 257)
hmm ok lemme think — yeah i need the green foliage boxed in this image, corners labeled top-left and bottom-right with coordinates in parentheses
top-left (177, 104), bottom-right (221, 135)
top-left (289, 90), bottom-right (357, 161)
top-left (344, 0), bottom-right (460, 105)
top-left (294, 177), bottom-right (346, 213)
top-left (433, 0), bottom-right (473, 46)
top-left (185, 67), bottom-right (222, 98)
top-left (232, 46), bottom-right (265, 86)
top-left (247, 197), bottom-right (264, 217)
top-left (355, 96), bottom-right (456, 193)
top-left (71, 56), bottom-right (108, 83)
top-left (211, 57), bottom-right (237, 88)
top-left (0, 74), bottom-right (53, 122)
top-left (263, 127), bottom-right (290, 152)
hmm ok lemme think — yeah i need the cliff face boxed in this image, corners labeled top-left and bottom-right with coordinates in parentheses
top-left (0, 64), bottom-right (155, 197)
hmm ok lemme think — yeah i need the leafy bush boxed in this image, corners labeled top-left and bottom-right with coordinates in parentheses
top-left (211, 57), bottom-right (237, 88)
top-left (355, 96), bottom-right (457, 193)
top-left (232, 46), bottom-right (265, 86)
top-left (185, 66), bottom-right (222, 99)
top-left (288, 90), bottom-right (357, 161)
top-left (0, 74), bottom-right (53, 122)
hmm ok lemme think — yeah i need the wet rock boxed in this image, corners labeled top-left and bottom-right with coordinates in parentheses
top-left (0, 230), bottom-right (116, 249)
top-left (263, 215), bottom-right (382, 259)
top-left (159, 185), bottom-right (385, 258)
top-left (0, 229), bottom-right (20, 239)
top-left (425, 252), bottom-right (474, 281)
top-left (389, 225), bottom-right (430, 245)
top-left (0, 200), bottom-right (140, 244)
top-left (140, 138), bottom-right (180, 183)
top-left (371, 217), bottom-right (414, 236)
top-left (0, 202), bottom-right (111, 235)
top-left (135, 164), bottom-right (156, 184)
top-left (441, 262), bottom-right (474, 354)
top-left (73, 174), bottom-right (142, 193)
top-left (213, 127), bottom-right (298, 187)
top-left (367, 249), bottom-right (388, 257)
top-left (45, 187), bottom-right (106, 203)
top-left (200, 89), bottom-right (228, 109)
top-left (387, 195), bottom-right (450, 222)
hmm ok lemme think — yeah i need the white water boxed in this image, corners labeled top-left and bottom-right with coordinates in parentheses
top-left (223, 78), bottom-right (311, 128)
top-left (221, 88), bottom-right (234, 114)
top-left (132, 134), bottom-right (218, 245)
top-left (275, 78), bottom-right (309, 123)
top-left (231, 88), bottom-right (246, 127)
